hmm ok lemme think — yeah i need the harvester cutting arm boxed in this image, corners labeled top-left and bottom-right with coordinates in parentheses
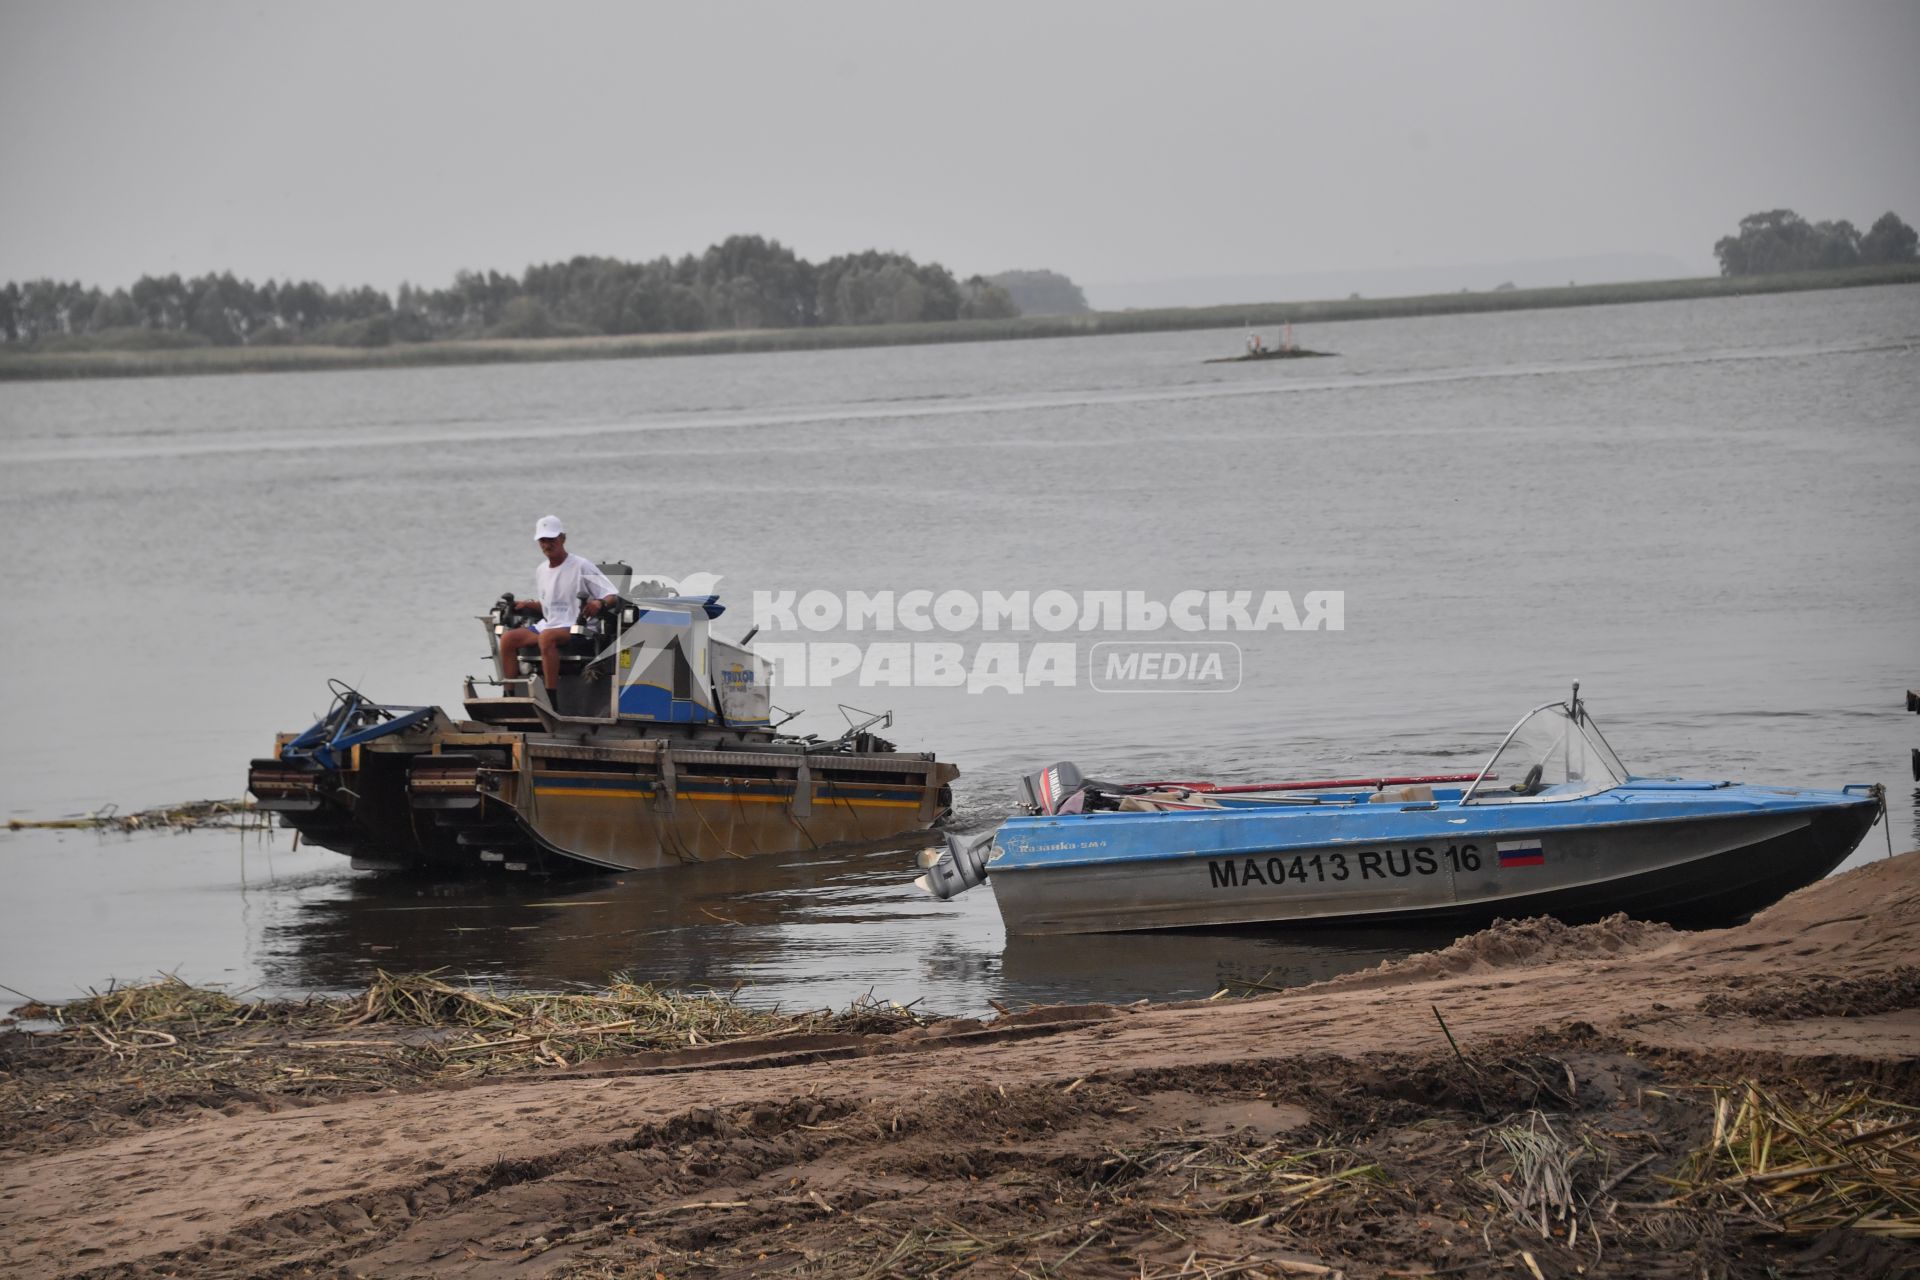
top-left (279, 680), bottom-right (437, 771)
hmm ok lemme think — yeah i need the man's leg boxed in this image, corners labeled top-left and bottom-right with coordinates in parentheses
top-left (536, 627), bottom-right (568, 693)
top-left (498, 627), bottom-right (538, 684)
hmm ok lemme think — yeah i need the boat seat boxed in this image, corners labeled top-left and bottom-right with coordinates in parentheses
top-left (1118, 790), bottom-right (1223, 812)
top-left (504, 640), bottom-right (594, 679)
top-left (502, 621), bottom-right (611, 681)
top-left (1367, 785), bottom-right (1435, 804)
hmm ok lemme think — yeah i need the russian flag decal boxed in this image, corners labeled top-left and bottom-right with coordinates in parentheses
top-left (1497, 839), bottom-right (1545, 868)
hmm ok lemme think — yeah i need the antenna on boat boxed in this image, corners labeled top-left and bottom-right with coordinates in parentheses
top-left (1571, 680), bottom-right (1582, 720)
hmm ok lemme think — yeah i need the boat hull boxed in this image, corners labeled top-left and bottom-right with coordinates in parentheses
top-left (252, 724), bottom-right (957, 875)
top-left (985, 791), bottom-right (1879, 936)
top-left (504, 744), bottom-right (954, 873)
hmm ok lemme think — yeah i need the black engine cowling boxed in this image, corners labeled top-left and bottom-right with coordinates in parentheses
top-left (1019, 762), bottom-right (1092, 815)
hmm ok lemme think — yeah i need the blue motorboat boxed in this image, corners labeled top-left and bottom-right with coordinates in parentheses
top-left (916, 687), bottom-right (1883, 936)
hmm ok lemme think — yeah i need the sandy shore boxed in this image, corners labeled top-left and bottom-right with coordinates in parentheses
top-left (4, 853), bottom-right (1917, 1279)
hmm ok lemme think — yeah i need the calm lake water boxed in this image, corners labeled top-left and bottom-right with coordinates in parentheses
top-left (2, 286), bottom-right (1917, 1015)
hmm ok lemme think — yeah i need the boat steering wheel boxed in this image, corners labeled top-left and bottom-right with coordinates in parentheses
top-left (1514, 762), bottom-right (1545, 795)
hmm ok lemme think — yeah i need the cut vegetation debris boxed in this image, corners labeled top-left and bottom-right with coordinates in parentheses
top-left (524, 1048), bottom-right (1920, 1280)
top-left (1673, 1082), bottom-right (1920, 1238)
top-left (4, 797), bottom-right (269, 834)
top-left (8, 991), bottom-right (1919, 1277)
top-left (0, 971), bottom-right (930, 1155)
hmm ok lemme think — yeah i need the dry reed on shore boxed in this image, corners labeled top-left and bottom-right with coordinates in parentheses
top-left (788, 1131), bottom-right (1388, 1280)
top-left (1670, 1083), bottom-right (1920, 1237)
top-left (0, 972), bottom-right (931, 1153)
top-left (348, 970), bottom-right (857, 1069)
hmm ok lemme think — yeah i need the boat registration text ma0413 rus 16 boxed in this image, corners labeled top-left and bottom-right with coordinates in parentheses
top-left (1206, 842), bottom-right (1499, 890)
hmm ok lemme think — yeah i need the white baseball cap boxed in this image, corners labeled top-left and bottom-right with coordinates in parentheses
top-left (534, 514), bottom-right (565, 540)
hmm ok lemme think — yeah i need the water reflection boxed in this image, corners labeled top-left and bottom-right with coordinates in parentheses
top-left (259, 847), bottom-right (929, 995)
top-left (250, 844), bottom-right (1444, 1016)
top-left (0, 825), bottom-right (1437, 1017)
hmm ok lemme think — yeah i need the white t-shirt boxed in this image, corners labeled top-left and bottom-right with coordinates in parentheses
top-left (533, 554), bottom-right (618, 632)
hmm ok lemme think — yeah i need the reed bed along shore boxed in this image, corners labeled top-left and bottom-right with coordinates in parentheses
top-left (4, 263), bottom-right (1915, 382)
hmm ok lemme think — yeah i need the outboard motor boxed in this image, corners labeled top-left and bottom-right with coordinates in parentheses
top-left (1018, 761), bottom-right (1092, 815)
top-left (916, 761), bottom-right (1103, 901)
top-left (914, 828), bottom-right (997, 900)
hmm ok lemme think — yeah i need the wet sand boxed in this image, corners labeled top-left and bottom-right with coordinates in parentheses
top-left (4, 853), bottom-right (1917, 1279)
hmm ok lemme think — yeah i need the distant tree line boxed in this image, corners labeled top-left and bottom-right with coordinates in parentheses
top-left (0, 235), bottom-right (1043, 348)
top-left (986, 269), bottom-right (1090, 316)
top-left (1715, 209), bottom-right (1917, 277)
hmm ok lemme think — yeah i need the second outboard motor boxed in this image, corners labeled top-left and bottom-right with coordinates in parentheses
top-left (914, 829), bottom-right (996, 900)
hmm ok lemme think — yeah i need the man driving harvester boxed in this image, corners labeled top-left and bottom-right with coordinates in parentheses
top-left (497, 514), bottom-right (621, 698)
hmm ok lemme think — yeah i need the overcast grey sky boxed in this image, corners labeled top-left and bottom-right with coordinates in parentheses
top-left (3, 0), bottom-right (1916, 295)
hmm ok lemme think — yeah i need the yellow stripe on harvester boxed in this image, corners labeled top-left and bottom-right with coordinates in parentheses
top-left (532, 787), bottom-right (920, 808)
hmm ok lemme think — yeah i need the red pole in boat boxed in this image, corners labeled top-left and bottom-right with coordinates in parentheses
top-left (1135, 772), bottom-right (1484, 794)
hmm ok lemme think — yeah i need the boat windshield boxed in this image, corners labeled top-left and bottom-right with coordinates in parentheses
top-left (1461, 699), bottom-right (1628, 805)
